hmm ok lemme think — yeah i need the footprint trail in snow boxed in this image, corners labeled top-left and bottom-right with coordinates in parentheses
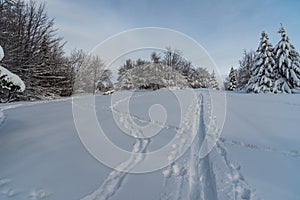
top-left (81, 94), bottom-right (151, 200)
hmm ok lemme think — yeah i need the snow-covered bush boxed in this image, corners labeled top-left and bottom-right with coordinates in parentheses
top-left (189, 67), bottom-right (210, 89)
top-left (0, 45), bottom-right (25, 102)
top-left (117, 63), bottom-right (188, 90)
top-left (97, 79), bottom-right (114, 92)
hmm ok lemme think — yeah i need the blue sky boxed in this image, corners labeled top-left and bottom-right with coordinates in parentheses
top-left (42, 0), bottom-right (300, 76)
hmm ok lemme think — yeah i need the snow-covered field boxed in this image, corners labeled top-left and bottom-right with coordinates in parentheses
top-left (0, 90), bottom-right (300, 200)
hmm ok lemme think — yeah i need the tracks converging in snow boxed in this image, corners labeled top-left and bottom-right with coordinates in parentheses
top-left (0, 91), bottom-right (258, 200)
top-left (1, 91), bottom-right (257, 200)
top-left (81, 137), bottom-right (150, 200)
top-left (3, 91), bottom-right (300, 199)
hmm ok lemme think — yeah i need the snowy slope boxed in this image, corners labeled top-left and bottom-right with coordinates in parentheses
top-left (219, 92), bottom-right (300, 199)
top-left (0, 90), bottom-right (300, 200)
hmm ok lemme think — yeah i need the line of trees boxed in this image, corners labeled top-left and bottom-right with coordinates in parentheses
top-left (1, 0), bottom-right (220, 102)
top-left (0, 0), bottom-right (113, 101)
top-left (226, 26), bottom-right (300, 93)
top-left (117, 48), bottom-right (220, 91)
top-left (7, 0), bottom-right (297, 102)
top-left (0, 0), bottom-right (74, 100)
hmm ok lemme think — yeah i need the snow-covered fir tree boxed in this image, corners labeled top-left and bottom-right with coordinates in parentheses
top-left (226, 67), bottom-right (237, 91)
top-left (273, 26), bottom-right (300, 93)
top-left (209, 71), bottom-right (220, 90)
top-left (246, 32), bottom-right (275, 93)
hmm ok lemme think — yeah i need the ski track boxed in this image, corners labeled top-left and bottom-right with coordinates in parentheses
top-left (188, 94), bottom-right (217, 200)
top-left (81, 93), bottom-right (151, 200)
top-left (188, 94), bottom-right (202, 200)
top-left (162, 93), bottom-right (219, 200)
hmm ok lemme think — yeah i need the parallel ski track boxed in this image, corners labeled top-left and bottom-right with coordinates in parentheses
top-left (188, 93), bottom-right (217, 200)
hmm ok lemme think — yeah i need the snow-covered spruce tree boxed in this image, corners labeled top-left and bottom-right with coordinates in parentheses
top-left (118, 69), bottom-right (134, 90)
top-left (226, 67), bottom-right (237, 91)
top-left (117, 59), bottom-right (135, 82)
top-left (209, 71), bottom-right (220, 90)
top-left (246, 32), bottom-right (275, 93)
top-left (273, 26), bottom-right (300, 93)
top-left (0, 45), bottom-right (25, 102)
top-left (238, 50), bottom-right (256, 89)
